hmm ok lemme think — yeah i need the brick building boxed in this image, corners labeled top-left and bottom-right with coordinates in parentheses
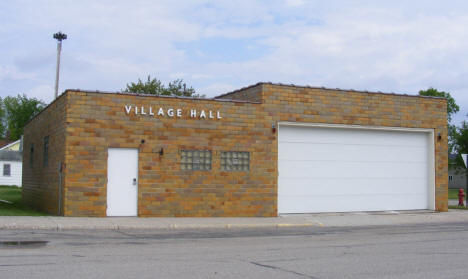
top-left (22, 83), bottom-right (448, 217)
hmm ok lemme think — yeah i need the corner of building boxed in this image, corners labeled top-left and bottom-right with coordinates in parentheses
top-left (22, 91), bottom-right (69, 216)
top-left (215, 83), bottom-right (264, 102)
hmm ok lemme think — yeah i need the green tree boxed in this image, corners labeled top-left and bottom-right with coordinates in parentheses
top-left (0, 97), bottom-right (6, 137)
top-left (419, 88), bottom-right (460, 153)
top-left (123, 75), bottom-right (203, 98)
top-left (452, 119), bottom-right (468, 169)
top-left (419, 88), bottom-right (460, 122)
top-left (3, 94), bottom-right (46, 141)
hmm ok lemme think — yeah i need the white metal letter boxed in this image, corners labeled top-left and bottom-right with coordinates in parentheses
top-left (200, 110), bottom-right (206, 118)
top-left (167, 108), bottom-right (174, 117)
top-left (177, 109), bottom-right (182, 117)
top-left (158, 108), bottom-right (165, 116)
top-left (209, 110), bottom-right (214, 119)
top-left (141, 106), bottom-right (146, 115)
top-left (191, 110), bottom-right (197, 118)
top-left (125, 105), bottom-right (132, 114)
top-left (149, 107), bottom-right (154, 116)
top-left (217, 111), bottom-right (222, 119)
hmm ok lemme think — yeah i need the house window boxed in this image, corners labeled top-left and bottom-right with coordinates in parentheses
top-left (180, 150), bottom-right (211, 171)
top-left (30, 144), bottom-right (34, 167)
top-left (449, 176), bottom-right (453, 181)
top-left (43, 136), bottom-right (49, 167)
top-left (221, 151), bottom-right (250, 171)
top-left (3, 164), bottom-right (10, 176)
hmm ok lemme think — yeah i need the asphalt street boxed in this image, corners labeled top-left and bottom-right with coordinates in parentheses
top-left (0, 222), bottom-right (467, 279)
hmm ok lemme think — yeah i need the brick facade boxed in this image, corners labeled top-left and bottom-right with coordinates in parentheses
top-left (22, 83), bottom-right (448, 216)
top-left (22, 94), bottom-right (67, 214)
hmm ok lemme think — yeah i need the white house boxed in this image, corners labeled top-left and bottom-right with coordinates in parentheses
top-left (449, 154), bottom-right (467, 189)
top-left (0, 139), bottom-right (22, 186)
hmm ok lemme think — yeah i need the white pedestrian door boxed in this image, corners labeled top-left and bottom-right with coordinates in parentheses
top-left (107, 148), bottom-right (138, 216)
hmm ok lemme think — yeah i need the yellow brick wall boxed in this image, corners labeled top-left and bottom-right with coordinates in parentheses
top-left (22, 93), bottom-right (68, 215)
top-left (62, 92), bottom-right (275, 216)
top-left (216, 84), bottom-right (263, 102)
top-left (22, 83), bottom-right (448, 216)
top-left (260, 83), bottom-right (448, 211)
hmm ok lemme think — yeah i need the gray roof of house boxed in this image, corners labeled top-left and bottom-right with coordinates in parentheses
top-left (0, 150), bottom-right (22, 162)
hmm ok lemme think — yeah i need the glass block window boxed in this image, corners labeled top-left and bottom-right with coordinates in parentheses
top-left (221, 151), bottom-right (250, 171)
top-left (3, 164), bottom-right (10, 176)
top-left (181, 150), bottom-right (212, 171)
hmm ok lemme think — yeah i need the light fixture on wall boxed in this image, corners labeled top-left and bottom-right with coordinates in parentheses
top-left (272, 123), bottom-right (276, 134)
top-left (159, 148), bottom-right (164, 156)
top-left (437, 132), bottom-right (442, 141)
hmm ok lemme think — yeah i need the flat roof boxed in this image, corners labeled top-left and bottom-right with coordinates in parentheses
top-left (25, 89), bottom-right (261, 127)
top-left (26, 82), bottom-right (446, 127)
top-left (215, 82), bottom-right (446, 100)
top-left (63, 89), bottom-right (261, 104)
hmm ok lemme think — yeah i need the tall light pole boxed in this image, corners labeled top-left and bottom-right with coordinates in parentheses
top-left (53, 31), bottom-right (67, 99)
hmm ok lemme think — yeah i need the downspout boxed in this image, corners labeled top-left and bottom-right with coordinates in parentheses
top-left (58, 162), bottom-right (63, 216)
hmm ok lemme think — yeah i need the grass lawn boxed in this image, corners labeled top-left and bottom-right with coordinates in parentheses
top-left (449, 205), bottom-right (468, 210)
top-left (449, 188), bottom-right (468, 210)
top-left (0, 185), bottom-right (48, 216)
top-left (448, 188), bottom-right (468, 200)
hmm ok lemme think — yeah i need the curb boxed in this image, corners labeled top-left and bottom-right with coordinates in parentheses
top-left (0, 222), bottom-right (321, 231)
top-left (1, 211), bottom-right (466, 231)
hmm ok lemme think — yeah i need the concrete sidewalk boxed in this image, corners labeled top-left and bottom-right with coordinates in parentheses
top-left (0, 210), bottom-right (467, 231)
top-left (449, 199), bottom-right (468, 206)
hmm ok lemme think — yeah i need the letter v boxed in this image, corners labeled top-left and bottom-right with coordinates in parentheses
top-left (125, 105), bottom-right (132, 114)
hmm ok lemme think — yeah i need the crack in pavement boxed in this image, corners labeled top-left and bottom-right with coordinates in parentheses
top-left (250, 261), bottom-right (320, 279)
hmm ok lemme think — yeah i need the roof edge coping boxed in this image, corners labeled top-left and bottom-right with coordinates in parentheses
top-left (215, 82), bottom-right (447, 100)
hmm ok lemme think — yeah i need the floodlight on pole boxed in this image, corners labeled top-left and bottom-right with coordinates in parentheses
top-left (53, 31), bottom-right (67, 99)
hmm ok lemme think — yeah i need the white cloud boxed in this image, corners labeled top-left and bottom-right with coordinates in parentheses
top-left (0, 0), bottom-right (467, 122)
top-left (285, 0), bottom-right (306, 7)
top-left (26, 84), bottom-right (54, 104)
top-left (198, 83), bottom-right (238, 97)
top-left (0, 65), bottom-right (37, 82)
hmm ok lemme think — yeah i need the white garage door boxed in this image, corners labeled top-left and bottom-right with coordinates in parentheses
top-left (278, 124), bottom-right (433, 213)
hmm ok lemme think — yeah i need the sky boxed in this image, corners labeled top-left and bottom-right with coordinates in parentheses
top-left (1, 0), bottom-right (467, 125)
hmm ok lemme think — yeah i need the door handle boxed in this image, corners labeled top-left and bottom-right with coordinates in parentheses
top-left (132, 178), bottom-right (137, 185)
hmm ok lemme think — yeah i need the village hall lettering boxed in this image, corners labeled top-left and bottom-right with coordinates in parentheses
top-left (124, 105), bottom-right (222, 119)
